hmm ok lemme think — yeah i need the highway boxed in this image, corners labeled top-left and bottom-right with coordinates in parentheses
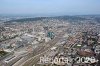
top-left (12, 30), bottom-right (67, 66)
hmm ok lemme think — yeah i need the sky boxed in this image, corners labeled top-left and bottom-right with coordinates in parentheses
top-left (0, 0), bottom-right (100, 16)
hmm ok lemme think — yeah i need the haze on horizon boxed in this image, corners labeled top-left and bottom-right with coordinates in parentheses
top-left (0, 0), bottom-right (100, 16)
